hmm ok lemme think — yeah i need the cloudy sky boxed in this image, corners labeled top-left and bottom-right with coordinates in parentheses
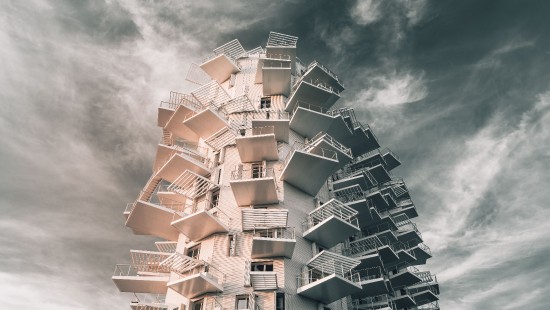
top-left (1, 0), bottom-right (549, 309)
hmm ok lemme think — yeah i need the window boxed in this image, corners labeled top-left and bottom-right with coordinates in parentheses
top-left (227, 234), bottom-right (237, 256)
top-left (235, 295), bottom-right (249, 309)
top-left (251, 261), bottom-right (274, 272)
top-left (260, 97), bottom-right (271, 109)
top-left (229, 74), bottom-right (236, 87)
top-left (251, 162), bottom-right (264, 179)
top-left (187, 244), bottom-right (201, 259)
top-left (192, 299), bottom-right (203, 310)
top-left (211, 190), bottom-right (220, 208)
top-left (276, 293), bottom-right (285, 310)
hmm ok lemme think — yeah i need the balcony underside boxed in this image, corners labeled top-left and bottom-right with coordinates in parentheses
top-left (397, 230), bottom-right (422, 245)
top-left (339, 127), bottom-right (380, 158)
top-left (297, 274), bottom-right (362, 305)
top-left (156, 153), bottom-right (210, 184)
top-left (167, 273), bottom-right (223, 298)
top-left (286, 81), bottom-right (340, 113)
top-left (351, 278), bottom-right (389, 298)
top-left (165, 105), bottom-right (201, 142)
top-left (200, 54), bottom-right (240, 83)
top-left (250, 271), bottom-right (278, 291)
top-left (252, 119), bottom-right (289, 143)
top-left (112, 275), bottom-right (169, 294)
top-left (281, 150), bottom-right (339, 196)
top-left (125, 200), bottom-right (181, 241)
top-left (289, 107), bottom-right (352, 140)
top-left (413, 290), bottom-right (439, 306)
top-left (235, 134), bottom-right (278, 163)
top-left (392, 295), bottom-right (416, 309)
top-left (230, 177), bottom-right (278, 206)
top-left (183, 108), bottom-right (228, 140)
top-left (303, 215), bottom-right (360, 248)
top-left (389, 270), bottom-right (422, 288)
top-left (382, 152), bottom-right (401, 170)
top-left (158, 107), bottom-right (174, 127)
top-left (411, 247), bottom-right (432, 265)
top-left (263, 67), bottom-right (291, 96)
top-left (365, 191), bottom-right (390, 211)
top-left (332, 173), bottom-right (371, 191)
top-left (171, 210), bottom-right (228, 242)
top-left (251, 237), bottom-right (296, 259)
top-left (397, 250), bottom-right (417, 265)
top-left (303, 65), bottom-right (344, 93)
top-left (390, 204), bottom-right (418, 220)
top-left (368, 165), bottom-right (392, 184)
top-left (356, 253), bottom-right (384, 270)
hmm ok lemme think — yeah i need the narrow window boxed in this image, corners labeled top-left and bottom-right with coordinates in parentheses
top-left (187, 244), bottom-right (201, 259)
top-left (192, 299), bottom-right (203, 310)
top-left (227, 234), bottom-right (237, 256)
top-left (235, 295), bottom-right (249, 309)
top-left (260, 97), bottom-right (271, 109)
top-left (251, 162), bottom-right (263, 179)
top-left (211, 190), bottom-right (220, 208)
top-left (229, 74), bottom-right (236, 87)
top-left (276, 293), bottom-right (285, 310)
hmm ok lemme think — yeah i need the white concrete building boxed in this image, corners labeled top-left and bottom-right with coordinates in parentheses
top-left (113, 32), bottom-right (440, 310)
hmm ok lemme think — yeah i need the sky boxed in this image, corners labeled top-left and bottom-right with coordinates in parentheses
top-left (1, 0), bottom-right (549, 309)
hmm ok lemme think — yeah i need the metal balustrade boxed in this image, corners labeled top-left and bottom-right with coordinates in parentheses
top-left (307, 60), bottom-right (344, 88)
top-left (267, 32), bottom-right (298, 47)
top-left (282, 141), bottom-right (338, 168)
top-left (167, 170), bottom-right (218, 200)
top-left (349, 294), bottom-right (395, 310)
top-left (301, 199), bottom-right (359, 232)
top-left (231, 166), bottom-right (275, 180)
top-left (253, 226), bottom-right (295, 240)
top-left (310, 131), bottom-right (353, 158)
top-left (356, 266), bottom-right (384, 282)
top-left (297, 261), bottom-right (360, 288)
top-left (236, 125), bottom-right (275, 137)
top-left (344, 235), bottom-right (397, 258)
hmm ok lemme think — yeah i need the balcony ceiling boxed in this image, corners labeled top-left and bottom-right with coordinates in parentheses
top-left (200, 54), bottom-right (240, 84)
top-left (125, 200), bottom-right (182, 241)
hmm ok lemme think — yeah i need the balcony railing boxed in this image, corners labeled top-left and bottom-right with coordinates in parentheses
top-left (344, 235), bottom-right (397, 258)
top-left (292, 100), bottom-right (330, 116)
top-left (291, 77), bottom-right (341, 96)
top-left (356, 266), bottom-right (383, 282)
top-left (236, 125), bottom-right (275, 137)
top-left (297, 261), bottom-right (360, 288)
top-left (267, 32), bottom-right (298, 47)
top-left (349, 294), bottom-right (395, 310)
top-left (282, 141), bottom-right (338, 168)
top-left (166, 170), bottom-right (218, 200)
top-left (264, 53), bottom-right (291, 60)
top-left (253, 226), bottom-right (295, 240)
top-left (302, 199), bottom-right (359, 232)
top-left (310, 131), bottom-right (353, 158)
top-left (307, 60), bottom-right (344, 88)
top-left (113, 263), bottom-right (168, 278)
top-left (231, 166), bottom-right (276, 180)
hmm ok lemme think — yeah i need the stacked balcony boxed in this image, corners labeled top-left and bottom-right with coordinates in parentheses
top-left (257, 53), bottom-right (292, 96)
top-left (235, 126), bottom-right (279, 162)
top-left (230, 165), bottom-right (278, 206)
top-left (392, 287), bottom-right (417, 310)
top-left (250, 227), bottom-right (296, 259)
top-left (153, 142), bottom-right (212, 182)
top-left (409, 242), bottom-right (433, 265)
top-left (349, 294), bottom-right (396, 310)
top-left (129, 294), bottom-right (174, 310)
top-left (125, 196), bottom-right (183, 241)
top-left (167, 263), bottom-right (224, 298)
top-left (302, 199), bottom-right (360, 248)
top-left (408, 271), bottom-right (440, 306)
top-left (344, 235), bottom-right (399, 265)
top-left (308, 132), bottom-right (354, 167)
top-left (199, 39), bottom-right (244, 83)
top-left (170, 201), bottom-right (230, 243)
top-left (289, 102), bottom-right (354, 141)
top-left (248, 110), bottom-right (290, 143)
top-left (265, 32), bottom-right (298, 71)
top-left (302, 60), bottom-right (345, 93)
top-left (351, 267), bottom-right (390, 299)
top-left (296, 251), bottom-right (362, 304)
top-left (112, 251), bottom-right (171, 294)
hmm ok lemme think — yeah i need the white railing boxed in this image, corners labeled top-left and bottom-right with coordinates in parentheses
top-left (267, 31), bottom-right (298, 47)
top-left (172, 263), bottom-right (225, 287)
top-left (349, 294), bottom-right (395, 310)
top-left (307, 60), bottom-right (344, 88)
top-left (302, 199), bottom-right (359, 232)
top-left (356, 266), bottom-right (383, 282)
top-left (167, 170), bottom-right (217, 200)
top-left (236, 125), bottom-right (275, 137)
top-left (231, 166), bottom-right (276, 180)
top-left (264, 53), bottom-right (291, 60)
top-left (297, 260), bottom-right (360, 288)
top-left (310, 132), bottom-right (353, 158)
top-left (253, 226), bottom-right (295, 240)
top-left (282, 141), bottom-right (338, 168)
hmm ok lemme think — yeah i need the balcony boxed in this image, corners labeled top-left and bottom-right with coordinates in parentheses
top-left (360, 222), bottom-right (399, 244)
top-left (265, 32), bottom-right (298, 69)
top-left (389, 199), bottom-right (419, 220)
top-left (155, 150), bottom-right (212, 185)
top-left (409, 242), bottom-right (433, 265)
top-left (297, 251), bottom-right (362, 304)
top-left (349, 294), bottom-right (395, 310)
top-left (309, 132), bottom-right (354, 167)
top-left (344, 235), bottom-right (399, 264)
top-left (409, 272), bottom-right (440, 306)
top-left (235, 126), bottom-right (279, 163)
top-left (388, 264), bottom-right (422, 288)
top-left (199, 39), bottom-right (243, 83)
top-left (328, 109), bottom-right (380, 157)
top-left (167, 265), bottom-right (224, 298)
top-left (396, 222), bottom-right (423, 245)
top-left (280, 142), bottom-right (339, 196)
top-left (302, 199), bottom-right (360, 248)
top-left (112, 252), bottom-right (170, 294)
top-left (351, 267), bottom-right (389, 299)
top-left (157, 92), bottom-right (203, 130)
top-left (171, 201), bottom-right (231, 242)
top-left (289, 102), bottom-right (353, 140)
top-left (245, 261), bottom-right (279, 291)
top-left (286, 78), bottom-right (341, 113)
top-left (381, 148), bottom-right (401, 170)
top-left (249, 110), bottom-right (290, 143)
top-left (251, 227), bottom-right (296, 259)
top-left (230, 166), bottom-right (278, 206)
top-left (331, 169), bottom-right (376, 192)
top-left (153, 142), bottom-right (211, 177)
top-left (391, 288), bottom-right (416, 310)
top-left (129, 294), bottom-right (174, 310)
top-left (261, 56), bottom-right (292, 96)
top-left (393, 242), bottom-right (418, 265)
top-left (302, 60), bottom-right (345, 93)
top-left (125, 200), bottom-right (183, 241)
top-left (242, 208), bottom-right (289, 230)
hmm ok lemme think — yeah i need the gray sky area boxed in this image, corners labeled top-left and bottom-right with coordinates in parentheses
top-left (1, 0), bottom-right (549, 309)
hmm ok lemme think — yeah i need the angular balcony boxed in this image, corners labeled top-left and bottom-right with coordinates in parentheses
top-left (199, 39), bottom-right (243, 83)
top-left (381, 148), bottom-right (401, 171)
top-left (112, 251), bottom-right (171, 294)
top-left (280, 141), bottom-right (339, 196)
top-left (351, 267), bottom-right (389, 299)
top-left (331, 169), bottom-right (377, 191)
top-left (302, 199), bottom-right (360, 248)
top-left (392, 242), bottom-right (418, 265)
top-left (289, 102), bottom-right (353, 141)
top-left (349, 294), bottom-right (395, 310)
top-left (329, 109), bottom-right (380, 157)
top-left (171, 201), bottom-right (231, 242)
top-left (162, 94), bottom-right (204, 142)
top-left (286, 78), bottom-right (341, 113)
top-left (125, 200), bottom-right (183, 241)
top-left (308, 132), bottom-right (354, 168)
top-left (297, 251), bottom-right (362, 304)
top-left (409, 272), bottom-right (440, 306)
top-left (396, 221), bottom-right (423, 245)
top-left (251, 227), bottom-right (296, 259)
top-left (155, 241), bottom-right (177, 253)
top-left (242, 208), bottom-right (289, 230)
top-left (389, 198), bottom-right (419, 220)
top-left (344, 235), bottom-right (399, 265)
top-left (391, 288), bottom-right (416, 310)
top-left (129, 294), bottom-right (174, 310)
top-left (166, 170), bottom-right (218, 201)
top-left (153, 142), bottom-right (211, 177)
top-left (388, 264), bottom-right (422, 288)
top-left (155, 150), bottom-right (212, 184)
top-left (235, 126), bottom-right (279, 163)
top-left (265, 32), bottom-right (298, 69)
top-left (249, 110), bottom-right (290, 143)
top-left (302, 60), bottom-right (345, 93)
top-left (360, 222), bottom-right (399, 244)
top-left (167, 264), bottom-right (224, 298)
top-left (409, 241), bottom-right (433, 265)
top-left (261, 56), bottom-right (292, 96)
top-left (245, 261), bottom-right (279, 291)
top-left (230, 166), bottom-right (278, 206)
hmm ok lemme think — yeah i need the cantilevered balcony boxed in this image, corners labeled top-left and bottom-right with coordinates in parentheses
top-left (390, 198), bottom-right (419, 220)
top-left (199, 39), bottom-right (244, 83)
top-left (280, 141), bottom-right (339, 196)
top-left (331, 169), bottom-right (377, 191)
top-left (409, 241), bottom-right (433, 265)
top-left (167, 265), bottom-right (224, 298)
top-left (251, 227), bottom-right (296, 259)
top-left (154, 150), bottom-right (212, 184)
top-left (153, 142), bottom-right (210, 176)
top-left (157, 92), bottom-right (203, 130)
top-left (388, 264), bottom-right (422, 288)
top-left (129, 294), bottom-right (174, 310)
top-left (302, 60), bottom-right (345, 93)
top-left (409, 272), bottom-right (440, 306)
top-left (359, 222), bottom-right (399, 244)
top-left (235, 126), bottom-right (279, 163)
top-left (230, 166), bottom-right (278, 206)
top-left (286, 78), bottom-right (341, 113)
top-left (302, 199), bottom-right (360, 248)
top-left (392, 241), bottom-right (418, 265)
top-left (349, 148), bottom-right (401, 175)
top-left (265, 32), bottom-right (298, 69)
top-left (112, 251), bottom-right (171, 294)
top-left (171, 201), bottom-right (230, 242)
top-left (308, 132), bottom-right (353, 168)
top-left (249, 110), bottom-right (290, 143)
top-left (349, 294), bottom-right (395, 310)
top-left (392, 288), bottom-right (416, 310)
top-left (261, 56), bottom-right (292, 96)
top-left (351, 267), bottom-right (390, 298)
top-left (125, 200), bottom-right (183, 241)
top-left (297, 251), bottom-right (362, 304)
top-left (328, 109), bottom-right (380, 157)
top-left (289, 102), bottom-right (353, 140)
top-left (345, 235), bottom-right (400, 264)
top-left (396, 221), bottom-right (423, 245)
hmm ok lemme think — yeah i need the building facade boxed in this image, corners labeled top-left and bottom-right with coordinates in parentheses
top-left (113, 32), bottom-right (440, 310)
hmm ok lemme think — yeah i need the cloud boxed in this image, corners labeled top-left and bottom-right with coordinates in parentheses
top-left (350, 0), bottom-right (383, 26)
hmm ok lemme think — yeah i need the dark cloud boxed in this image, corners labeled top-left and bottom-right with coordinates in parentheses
top-left (1, 0), bottom-right (549, 309)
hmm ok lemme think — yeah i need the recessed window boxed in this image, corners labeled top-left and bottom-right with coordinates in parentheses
top-left (276, 293), bottom-right (285, 310)
top-left (227, 234), bottom-right (237, 256)
top-left (251, 162), bottom-right (263, 179)
top-left (192, 299), bottom-right (203, 310)
top-left (211, 190), bottom-right (220, 208)
top-left (187, 244), bottom-right (201, 259)
top-left (236, 295), bottom-right (249, 309)
top-left (260, 97), bottom-right (271, 109)
top-left (251, 261), bottom-right (274, 272)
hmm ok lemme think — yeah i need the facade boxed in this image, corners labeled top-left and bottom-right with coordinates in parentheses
top-left (113, 32), bottom-right (440, 310)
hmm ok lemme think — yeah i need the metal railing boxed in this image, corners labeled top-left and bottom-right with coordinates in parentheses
top-left (297, 261), bottom-right (360, 288)
top-left (262, 61), bottom-right (291, 69)
top-left (264, 53), bottom-right (291, 60)
top-left (307, 60), bottom-right (344, 88)
top-left (302, 199), bottom-right (359, 232)
top-left (253, 227), bottom-right (295, 240)
top-left (310, 132), bottom-right (353, 158)
top-left (172, 263), bottom-right (225, 287)
top-left (349, 294), bottom-right (395, 310)
top-left (291, 100), bottom-right (330, 116)
top-left (113, 263), bottom-right (169, 277)
top-left (236, 125), bottom-right (275, 137)
top-left (291, 77), bottom-right (341, 96)
top-left (381, 147), bottom-right (400, 162)
top-left (344, 235), bottom-right (397, 257)
top-left (282, 141), bottom-right (338, 168)
top-left (231, 166), bottom-right (275, 180)
top-left (356, 266), bottom-right (383, 282)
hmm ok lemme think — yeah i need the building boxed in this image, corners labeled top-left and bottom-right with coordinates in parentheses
top-left (113, 32), bottom-right (441, 310)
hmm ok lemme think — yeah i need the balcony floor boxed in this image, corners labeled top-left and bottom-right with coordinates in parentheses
top-left (281, 150), bottom-right (339, 196)
top-left (352, 278), bottom-right (389, 298)
top-left (251, 119), bottom-right (289, 143)
top-left (389, 270), bottom-right (422, 288)
top-left (171, 210), bottom-right (228, 242)
top-left (251, 237), bottom-right (296, 259)
top-left (297, 274), bottom-right (362, 305)
top-left (230, 177), bottom-right (278, 206)
top-left (125, 200), bottom-right (182, 241)
top-left (392, 295), bottom-right (416, 309)
top-left (286, 81), bottom-right (340, 112)
top-left (167, 273), bottom-right (223, 298)
top-left (112, 275), bottom-right (169, 294)
top-left (303, 215), bottom-right (360, 248)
